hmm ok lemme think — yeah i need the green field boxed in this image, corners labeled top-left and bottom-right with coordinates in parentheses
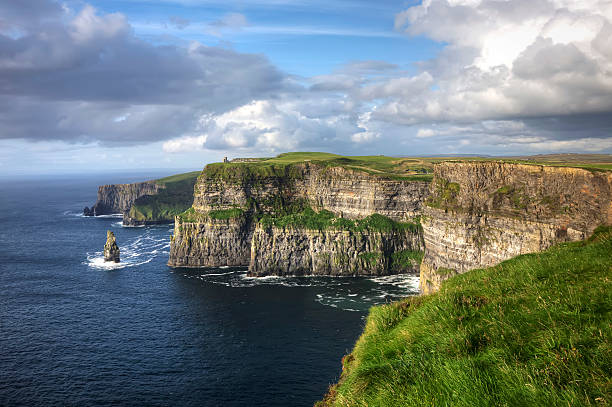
top-left (318, 226), bottom-right (612, 407)
top-left (127, 171), bottom-right (200, 223)
top-left (205, 153), bottom-right (612, 184)
top-left (204, 152), bottom-right (436, 182)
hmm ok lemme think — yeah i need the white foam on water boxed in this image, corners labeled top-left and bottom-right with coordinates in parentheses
top-left (95, 213), bottom-right (123, 218)
top-left (63, 210), bottom-right (86, 217)
top-left (84, 229), bottom-right (169, 271)
top-left (184, 268), bottom-right (420, 312)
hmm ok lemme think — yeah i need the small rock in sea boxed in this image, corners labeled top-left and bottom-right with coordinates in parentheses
top-left (104, 230), bottom-right (120, 263)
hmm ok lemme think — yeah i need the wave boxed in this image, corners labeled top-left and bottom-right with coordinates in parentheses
top-left (63, 210), bottom-right (122, 219)
top-left (180, 269), bottom-right (420, 312)
top-left (84, 229), bottom-right (170, 271)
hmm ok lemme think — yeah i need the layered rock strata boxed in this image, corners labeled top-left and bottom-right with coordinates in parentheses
top-left (192, 163), bottom-right (429, 221)
top-left (169, 162), bottom-right (429, 275)
top-left (168, 216), bottom-right (253, 268)
top-left (249, 225), bottom-right (423, 276)
top-left (84, 182), bottom-right (162, 216)
top-left (420, 162), bottom-right (612, 293)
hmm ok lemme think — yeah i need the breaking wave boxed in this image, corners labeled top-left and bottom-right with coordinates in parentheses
top-left (84, 229), bottom-right (171, 270)
top-left (177, 268), bottom-right (420, 312)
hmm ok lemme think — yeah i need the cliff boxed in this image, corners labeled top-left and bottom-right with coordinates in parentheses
top-left (168, 154), bottom-right (611, 285)
top-left (168, 214), bottom-right (253, 268)
top-left (168, 154), bottom-right (431, 275)
top-left (192, 162), bottom-right (429, 221)
top-left (84, 182), bottom-right (161, 216)
top-left (249, 223), bottom-right (423, 276)
top-left (84, 171), bottom-right (199, 226)
top-left (420, 162), bottom-right (612, 293)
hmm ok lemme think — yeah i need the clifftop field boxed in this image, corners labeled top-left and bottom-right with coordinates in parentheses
top-left (317, 226), bottom-right (612, 407)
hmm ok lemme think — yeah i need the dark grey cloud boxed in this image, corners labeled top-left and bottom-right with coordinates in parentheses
top-left (0, 1), bottom-right (289, 144)
top-left (0, 0), bottom-right (63, 31)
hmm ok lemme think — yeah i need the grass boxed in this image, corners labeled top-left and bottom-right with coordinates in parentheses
top-left (203, 152), bottom-right (436, 182)
top-left (128, 171), bottom-right (199, 222)
top-left (259, 207), bottom-right (421, 233)
top-left (438, 157), bottom-right (612, 172)
top-left (318, 226), bottom-right (612, 407)
top-left (208, 208), bottom-right (244, 220)
top-left (390, 250), bottom-right (424, 268)
top-left (200, 153), bottom-right (612, 187)
top-left (425, 178), bottom-right (461, 209)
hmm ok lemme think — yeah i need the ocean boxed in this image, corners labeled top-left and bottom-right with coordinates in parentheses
top-left (0, 173), bottom-right (419, 406)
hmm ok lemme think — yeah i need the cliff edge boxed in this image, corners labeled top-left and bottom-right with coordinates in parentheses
top-left (84, 171), bottom-right (199, 226)
top-left (168, 153), bottom-right (431, 276)
top-left (419, 162), bottom-right (612, 293)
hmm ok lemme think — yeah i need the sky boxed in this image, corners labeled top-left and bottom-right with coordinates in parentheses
top-left (1, 0), bottom-right (611, 175)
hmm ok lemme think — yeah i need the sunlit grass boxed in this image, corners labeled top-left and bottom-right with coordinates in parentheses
top-left (319, 226), bottom-right (612, 407)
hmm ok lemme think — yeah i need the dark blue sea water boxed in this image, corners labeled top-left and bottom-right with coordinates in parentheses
top-left (0, 173), bottom-right (419, 407)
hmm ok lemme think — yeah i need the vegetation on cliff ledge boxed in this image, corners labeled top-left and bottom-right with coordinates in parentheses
top-left (259, 207), bottom-right (421, 233)
top-left (127, 171), bottom-right (200, 223)
top-left (318, 226), bottom-right (612, 407)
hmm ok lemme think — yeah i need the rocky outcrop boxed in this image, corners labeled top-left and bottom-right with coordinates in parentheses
top-left (193, 163), bottom-right (429, 221)
top-left (420, 162), bottom-right (612, 293)
top-left (84, 182), bottom-right (162, 216)
top-left (169, 158), bottom-right (611, 285)
top-left (249, 225), bottom-right (423, 276)
top-left (168, 216), bottom-right (253, 268)
top-left (169, 162), bottom-right (429, 274)
top-left (83, 172), bottom-right (199, 226)
top-left (104, 230), bottom-right (120, 263)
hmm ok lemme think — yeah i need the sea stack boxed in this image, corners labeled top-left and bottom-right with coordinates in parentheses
top-left (103, 230), bottom-right (120, 263)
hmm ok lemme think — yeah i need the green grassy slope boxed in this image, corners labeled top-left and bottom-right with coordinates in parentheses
top-left (127, 171), bottom-right (200, 223)
top-left (205, 152), bottom-right (436, 182)
top-left (204, 153), bottom-right (612, 185)
top-left (318, 226), bottom-right (612, 407)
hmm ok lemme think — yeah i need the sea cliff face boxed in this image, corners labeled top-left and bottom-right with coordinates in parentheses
top-left (169, 162), bottom-right (429, 275)
top-left (420, 162), bottom-right (612, 293)
top-left (168, 216), bottom-right (253, 268)
top-left (249, 225), bottom-right (423, 277)
top-left (84, 182), bottom-right (161, 216)
top-left (193, 163), bottom-right (429, 221)
top-left (84, 171), bottom-right (199, 226)
top-left (168, 158), bottom-right (611, 286)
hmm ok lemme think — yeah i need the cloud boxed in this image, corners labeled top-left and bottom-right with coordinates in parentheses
top-left (169, 16), bottom-right (190, 29)
top-left (207, 13), bottom-right (248, 36)
top-left (0, 2), bottom-right (288, 144)
top-left (163, 98), bottom-right (362, 153)
top-left (416, 129), bottom-right (435, 138)
top-left (2, 0), bottom-right (612, 159)
top-left (365, 0), bottom-right (612, 148)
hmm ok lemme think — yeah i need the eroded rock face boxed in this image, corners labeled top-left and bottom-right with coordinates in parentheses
top-left (192, 163), bottom-right (429, 222)
top-left (104, 230), bottom-right (120, 263)
top-left (169, 162), bottom-right (429, 275)
top-left (84, 182), bottom-right (162, 216)
top-left (420, 162), bottom-right (612, 293)
top-left (249, 225), bottom-right (423, 277)
top-left (168, 216), bottom-right (253, 268)
top-left (169, 159), bottom-right (611, 284)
